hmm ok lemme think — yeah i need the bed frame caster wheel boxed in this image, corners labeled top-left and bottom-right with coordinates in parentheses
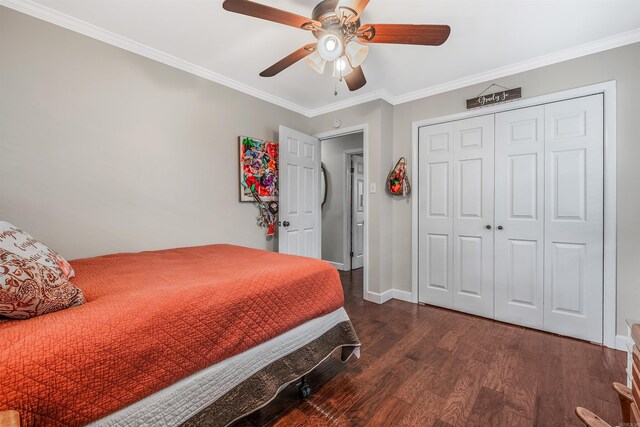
top-left (299, 383), bottom-right (312, 399)
top-left (298, 376), bottom-right (312, 399)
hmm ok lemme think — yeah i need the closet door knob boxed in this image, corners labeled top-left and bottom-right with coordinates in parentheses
top-left (283, 221), bottom-right (290, 227)
top-left (497, 225), bottom-right (503, 230)
top-left (485, 225), bottom-right (492, 230)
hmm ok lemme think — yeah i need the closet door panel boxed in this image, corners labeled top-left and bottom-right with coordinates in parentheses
top-left (494, 106), bottom-right (545, 329)
top-left (544, 94), bottom-right (603, 343)
top-left (418, 123), bottom-right (454, 307)
top-left (452, 115), bottom-right (494, 317)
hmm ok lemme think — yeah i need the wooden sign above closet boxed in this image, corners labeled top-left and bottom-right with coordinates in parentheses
top-left (466, 87), bottom-right (521, 109)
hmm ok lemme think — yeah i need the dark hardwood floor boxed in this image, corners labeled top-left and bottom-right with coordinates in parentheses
top-left (234, 269), bottom-right (627, 426)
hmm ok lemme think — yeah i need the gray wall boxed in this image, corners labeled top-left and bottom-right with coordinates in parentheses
top-left (320, 133), bottom-right (363, 266)
top-left (309, 100), bottom-right (394, 296)
top-left (0, 7), bottom-right (309, 259)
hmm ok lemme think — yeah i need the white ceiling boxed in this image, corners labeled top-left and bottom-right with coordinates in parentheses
top-left (7, 0), bottom-right (640, 115)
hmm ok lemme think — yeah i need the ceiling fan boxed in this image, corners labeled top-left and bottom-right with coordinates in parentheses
top-left (222, 0), bottom-right (451, 91)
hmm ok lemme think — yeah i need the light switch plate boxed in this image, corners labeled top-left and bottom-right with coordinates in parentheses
top-left (369, 183), bottom-right (377, 193)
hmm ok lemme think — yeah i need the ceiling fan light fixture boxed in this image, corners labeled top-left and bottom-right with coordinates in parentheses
top-left (318, 32), bottom-right (343, 61)
top-left (345, 41), bottom-right (369, 68)
top-left (332, 56), bottom-right (353, 77)
top-left (305, 50), bottom-right (326, 74)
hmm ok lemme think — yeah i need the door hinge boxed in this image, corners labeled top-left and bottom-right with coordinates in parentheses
top-left (350, 251), bottom-right (354, 257)
top-left (350, 167), bottom-right (354, 173)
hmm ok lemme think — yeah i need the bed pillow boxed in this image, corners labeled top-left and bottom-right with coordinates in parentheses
top-left (0, 221), bottom-right (74, 279)
top-left (0, 249), bottom-right (85, 319)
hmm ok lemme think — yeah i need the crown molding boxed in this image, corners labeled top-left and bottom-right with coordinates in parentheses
top-left (0, 0), bottom-right (312, 117)
top-left (390, 26), bottom-right (640, 106)
top-left (2, 0), bottom-right (640, 119)
top-left (306, 89), bottom-right (394, 117)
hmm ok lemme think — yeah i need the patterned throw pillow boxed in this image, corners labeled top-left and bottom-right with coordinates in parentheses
top-left (0, 249), bottom-right (85, 319)
top-left (0, 221), bottom-right (74, 279)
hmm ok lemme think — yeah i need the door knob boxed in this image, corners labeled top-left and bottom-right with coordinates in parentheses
top-left (283, 221), bottom-right (290, 227)
top-left (497, 225), bottom-right (503, 230)
top-left (485, 225), bottom-right (492, 230)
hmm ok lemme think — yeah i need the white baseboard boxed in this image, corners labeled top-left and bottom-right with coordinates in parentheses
top-left (615, 334), bottom-right (630, 352)
top-left (326, 261), bottom-right (346, 271)
top-left (364, 289), bottom-right (414, 304)
top-left (392, 289), bottom-right (415, 303)
top-left (364, 289), bottom-right (393, 304)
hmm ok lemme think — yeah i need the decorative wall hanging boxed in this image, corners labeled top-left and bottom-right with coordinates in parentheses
top-left (252, 191), bottom-right (278, 236)
top-left (386, 157), bottom-right (411, 197)
top-left (466, 84), bottom-right (521, 109)
top-left (239, 136), bottom-right (278, 202)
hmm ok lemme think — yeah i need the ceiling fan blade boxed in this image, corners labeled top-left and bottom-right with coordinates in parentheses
top-left (336, 0), bottom-right (370, 21)
top-left (260, 44), bottom-right (316, 77)
top-left (345, 66), bottom-right (366, 91)
top-left (358, 24), bottom-right (451, 45)
top-left (223, 0), bottom-right (318, 30)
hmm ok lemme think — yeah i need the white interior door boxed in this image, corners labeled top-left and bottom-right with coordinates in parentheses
top-left (418, 122), bottom-right (454, 307)
top-left (278, 125), bottom-right (321, 258)
top-left (351, 155), bottom-right (365, 269)
top-left (452, 116), bottom-right (495, 317)
top-left (543, 95), bottom-right (604, 343)
top-left (494, 106), bottom-right (545, 329)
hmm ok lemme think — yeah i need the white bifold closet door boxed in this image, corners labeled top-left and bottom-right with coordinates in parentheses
top-left (452, 116), bottom-right (495, 317)
top-left (419, 116), bottom-right (495, 318)
top-left (418, 122), bottom-right (454, 308)
top-left (543, 95), bottom-right (604, 343)
top-left (419, 94), bottom-right (604, 343)
top-left (494, 106), bottom-right (545, 329)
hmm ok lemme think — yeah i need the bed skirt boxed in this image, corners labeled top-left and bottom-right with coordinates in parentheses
top-left (184, 320), bottom-right (360, 427)
top-left (91, 308), bottom-right (359, 426)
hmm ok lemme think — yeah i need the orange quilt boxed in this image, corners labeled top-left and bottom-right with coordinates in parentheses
top-left (0, 244), bottom-right (344, 426)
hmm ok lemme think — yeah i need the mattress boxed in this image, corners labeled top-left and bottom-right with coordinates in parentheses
top-left (91, 308), bottom-right (359, 426)
top-left (1, 244), bottom-right (345, 426)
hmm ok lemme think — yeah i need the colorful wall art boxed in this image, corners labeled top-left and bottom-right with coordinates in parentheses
top-left (239, 136), bottom-right (278, 202)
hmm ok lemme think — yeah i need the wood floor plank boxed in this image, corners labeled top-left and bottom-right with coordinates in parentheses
top-left (438, 358), bottom-right (490, 426)
top-left (426, 351), bottom-right (467, 398)
top-left (393, 347), bottom-right (452, 404)
top-left (342, 372), bottom-right (408, 425)
top-left (534, 351), bottom-right (566, 426)
top-left (482, 347), bottom-right (518, 393)
top-left (562, 339), bottom-right (599, 426)
top-left (399, 390), bottom-right (446, 426)
top-left (437, 319), bottom-right (474, 352)
top-left (500, 407), bottom-right (535, 427)
top-left (364, 396), bottom-right (412, 426)
top-left (465, 386), bottom-right (504, 427)
top-left (503, 372), bottom-right (537, 420)
top-left (233, 269), bottom-right (627, 427)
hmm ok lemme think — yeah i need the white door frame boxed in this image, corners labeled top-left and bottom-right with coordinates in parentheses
top-left (315, 124), bottom-right (369, 300)
top-left (411, 81), bottom-right (617, 349)
top-left (343, 148), bottom-right (364, 271)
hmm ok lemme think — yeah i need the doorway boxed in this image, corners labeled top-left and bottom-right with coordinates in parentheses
top-left (277, 123), bottom-right (370, 301)
top-left (319, 132), bottom-right (364, 272)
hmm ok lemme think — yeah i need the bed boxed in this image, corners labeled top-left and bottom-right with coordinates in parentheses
top-left (0, 244), bottom-right (360, 426)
